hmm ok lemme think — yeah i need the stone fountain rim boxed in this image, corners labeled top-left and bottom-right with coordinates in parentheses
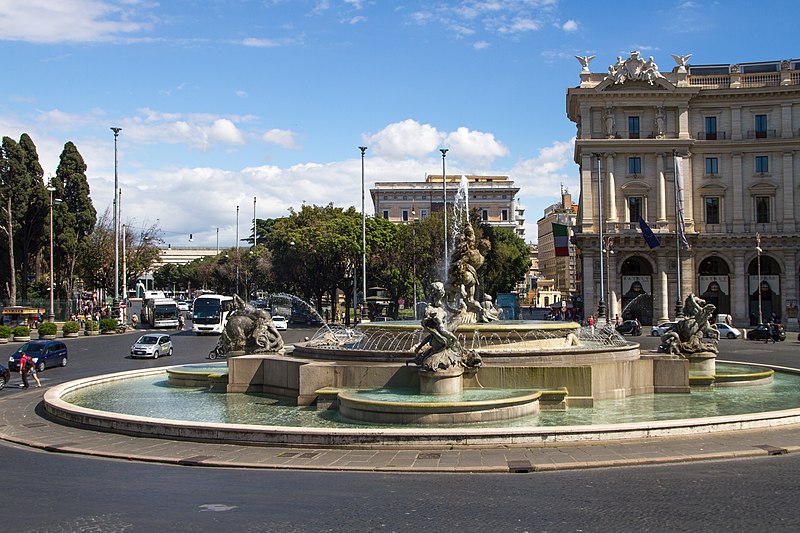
top-left (43, 361), bottom-right (800, 448)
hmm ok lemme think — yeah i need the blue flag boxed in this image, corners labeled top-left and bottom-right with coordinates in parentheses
top-left (638, 216), bottom-right (660, 249)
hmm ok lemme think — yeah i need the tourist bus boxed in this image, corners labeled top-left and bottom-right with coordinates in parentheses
top-left (143, 298), bottom-right (180, 328)
top-left (192, 294), bottom-right (234, 335)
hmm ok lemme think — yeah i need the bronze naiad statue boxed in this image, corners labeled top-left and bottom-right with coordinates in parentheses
top-left (445, 222), bottom-right (501, 324)
top-left (210, 295), bottom-right (284, 358)
top-left (413, 282), bottom-right (482, 372)
top-left (659, 294), bottom-right (719, 356)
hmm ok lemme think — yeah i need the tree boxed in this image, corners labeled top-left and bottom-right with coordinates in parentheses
top-left (53, 141), bottom-right (96, 303)
top-left (77, 208), bottom-right (115, 295)
top-left (15, 134), bottom-right (47, 302)
top-left (123, 222), bottom-right (162, 295)
top-left (0, 136), bottom-right (28, 304)
top-left (480, 224), bottom-right (531, 297)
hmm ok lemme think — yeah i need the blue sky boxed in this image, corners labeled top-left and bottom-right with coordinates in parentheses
top-left (1, 0), bottom-right (798, 247)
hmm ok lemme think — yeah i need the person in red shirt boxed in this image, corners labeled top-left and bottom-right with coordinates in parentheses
top-left (18, 354), bottom-right (31, 388)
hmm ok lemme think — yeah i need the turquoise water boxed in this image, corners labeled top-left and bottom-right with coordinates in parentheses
top-left (63, 363), bottom-right (800, 429)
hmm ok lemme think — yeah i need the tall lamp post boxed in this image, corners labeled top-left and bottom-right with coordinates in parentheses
top-left (756, 232), bottom-right (763, 324)
top-left (47, 180), bottom-right (61, 322)
top-left (235, 205), bottom-right (240, 296)
top-left (603, 236), bottom-right (614, 324)
top-left (111, 127), bottom-right (122, 307)
top-left (440, 148), bottom-right (449, 272)
top-left (359, 146), bottom-right (367, 319)
top-left (411, 209), bottom-right (418, 320)
top-left (594, 153), bottom-right (606, 321)
top-left (253, 196), bottom-right (257, 247)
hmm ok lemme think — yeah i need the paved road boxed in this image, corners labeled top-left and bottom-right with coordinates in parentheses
top-left (1, 323), bottom-right (799, 531)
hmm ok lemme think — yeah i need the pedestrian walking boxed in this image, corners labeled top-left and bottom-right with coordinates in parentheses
top-left (18, 353), bottom-right (35, 388)
top-left (588, 314), bottom-right (595, 334)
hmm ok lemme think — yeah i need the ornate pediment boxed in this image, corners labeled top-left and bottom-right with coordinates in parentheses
top-left (606, 51), bottom-right (664, 85)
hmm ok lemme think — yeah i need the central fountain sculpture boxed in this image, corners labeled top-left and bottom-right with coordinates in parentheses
top-left (658, 293), bottom-right (718, 375)
top-left (211, 295), bottom-right (285, 358)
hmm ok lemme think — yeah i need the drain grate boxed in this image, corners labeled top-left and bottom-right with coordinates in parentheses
top-left (299, 452), bottom-right (319, 459)
top-left (178, 455), bottom-right (215, 465)
top-left (417, 452), bottom-right (441, 460)
top-left (278, 452), bottom-right (299, 458)
top-left (22, 422), bottom-right (47, 428)
top-left (754, 444), bottom-right (788, 456)
top-left (507, 460), bottom-right (534, 473)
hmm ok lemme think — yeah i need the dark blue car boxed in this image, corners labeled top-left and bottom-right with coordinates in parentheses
top-left (8, 340), bottom-right (69, 373)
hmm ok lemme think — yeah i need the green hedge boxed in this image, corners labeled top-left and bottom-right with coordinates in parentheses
top-left (85, 320), bottom-right (99, 331)
top-left (37, 321), bottom-right (57, 335)
top-left (99, 318), bottom-right (118, 332)
top-left (13, 325), bottom-right (30, 337)
top-left (63, 320), bottom-right (81, 334)
top-left (0, 325), bottom-right (11, 338)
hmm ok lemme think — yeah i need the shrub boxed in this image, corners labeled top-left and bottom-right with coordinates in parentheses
top-left (13, 325), bottom-right (30, 337)
top-left (37, 321), bottom-right (57, 335)
top-left (99, 318), bottom-right (118, 332)
top-left (85, 320), bottom-right (99, 331)
top-left (0, 325), bottom-right (11, 338)
top-left (62, 320), bottom-right (81, 334)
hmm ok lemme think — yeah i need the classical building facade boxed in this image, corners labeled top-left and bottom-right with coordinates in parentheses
top-left (370, 174), bottom-right (525, 238)
top-left (536, 191), bottom-right (580, 304)
top-left (567, 52), bottom-right (800, 327)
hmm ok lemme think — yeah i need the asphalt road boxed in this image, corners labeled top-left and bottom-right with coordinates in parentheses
top-left (1, 323), bottom-right (799, 532)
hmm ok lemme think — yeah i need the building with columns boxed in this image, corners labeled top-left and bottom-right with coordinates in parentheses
top-left (536, 191), bottom-right (580, 304)
top-left (567, 52), bottom-right (800, 327)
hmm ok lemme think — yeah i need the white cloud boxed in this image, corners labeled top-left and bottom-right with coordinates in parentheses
top-left (346, 15), bottom-right (367, 24)
top-left (235, 90), bottom-right (248, 98)
top-left (122, 109), bottom-right (248, 151)
top-left (0, 0), bottom-right (153, 43)
top-left (444, 127), bottom-right (509, 165)
top-left (562, 19), bottom-right (578, 32)
top-left (498, 17), bottom-right (540, 34)
top-left (262, 129), bottom-right (300, 149)
top-left (473, 40), bottom-right (490, 50)
top-left (365, 119), bottom-right (444, 160)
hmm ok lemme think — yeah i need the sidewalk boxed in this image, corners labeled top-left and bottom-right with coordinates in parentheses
top-left (1, 387), bottom-right (799, 472)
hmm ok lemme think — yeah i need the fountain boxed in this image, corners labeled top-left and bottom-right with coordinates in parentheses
top-left (39, 179), bottom-right (800, 448)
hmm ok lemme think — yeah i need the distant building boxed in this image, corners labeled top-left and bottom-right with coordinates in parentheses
top-left (370, 174), bottom-right (525, 238)
top-left (536, 191), bottom-right (580, 302)
top-left (155, 246), bottom-right (219, 267)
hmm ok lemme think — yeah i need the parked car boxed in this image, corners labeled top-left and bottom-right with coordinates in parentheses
top-left (711, 323), bottom-right (742, 339)
top-left (0, 363), bottom-right (10, 390)
top-left (615, 320), bottom-right (642, 336)
top-left (746, 323), bottom-right (785, 341)
top-left (130, 334), bottom-right (174, 358)
top-left (372, 316), bottom-right (395, 322)
top-left (651, 321), bottom-right (678, 336)
top-left (271, 315), bottom-right (288, 331)
top-left (8, 340), bottom-right (69, 372)
top-left (177, 301), bottom-right (190, 312)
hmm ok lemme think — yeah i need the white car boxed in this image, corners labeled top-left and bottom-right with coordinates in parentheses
top-left (651, 321), bottom-right (678, 336)
top-left (130, 334), bottom-right (173, 359)
top-left (712, 322), bottom-right (742, 339)
top-left (272, 315), bottom-right (288, 331)
top-left (177, 301), bottom-right (190, 312)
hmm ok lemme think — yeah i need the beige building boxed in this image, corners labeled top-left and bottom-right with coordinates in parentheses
top-left (567, 52), bottom-right (800, 326)
top-left (536, 191), bottom-right (580, 303)
top-left (370, 174), bottom-right (525, 238)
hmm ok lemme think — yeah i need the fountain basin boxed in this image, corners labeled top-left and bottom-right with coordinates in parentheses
top-left (337, 388), bottom-right (542, 425)
top-left (44, 362), bottom-right (800, 448)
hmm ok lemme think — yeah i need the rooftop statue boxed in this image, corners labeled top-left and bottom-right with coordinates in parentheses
top-left (575, 55), bottom-right (596, 73)
top-left (606, 51), bottom-right (664, 85)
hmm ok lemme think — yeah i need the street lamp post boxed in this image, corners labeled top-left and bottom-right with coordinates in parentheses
top-left (216, 227), bottom-right (219, 255)
top-left (47, 181), bottom-right (60, 322)
top-left (756, 232), bottom-right (763, 324)
top-left (595, 153), bottom-right (606, 321)
top-left (440, 148), bottom-right (449, 272)
top-left (603, 236), bottom-right (614, 324)
top-left (412, 210), bottom-right (418, 320)
top-left (236, 205), bottom-right (240, 296)
top-left (359, 146), bottom-right (367, 319)
top-left (111, 127), bottom-right (122, 306)
top-left (253, 196), bottom-right (257, 248)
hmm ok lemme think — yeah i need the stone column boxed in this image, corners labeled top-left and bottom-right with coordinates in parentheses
top-left (783, 152), bottom-right (795, 232)
top-left (579, 105), bottom-right (592, 139)
top-left (607, 251), bottom-right (618, 321)
top-left (657, 253), bottom-right (670, 322)
top-left (657, 153), bottom-right (667, 223)
top-left (732, 252), bottom-right (748, 327)
top-left (678, 105), bottom-right (690, 139)
top-left (732, 152), bottom-right (744, 231)
top-left (606, 153), bottom-right (617, 222)
top-left (784, 253), bottom-right (797, 329)
top-left (782, 103), bottom-right (793, 139)
top-left (731, 105), bottom-right (742, 141)
top-left (581, 153), bottom-right (596, 231)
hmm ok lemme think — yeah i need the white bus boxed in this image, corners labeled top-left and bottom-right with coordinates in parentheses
top-left (192, 294), bottom-right (234, 335)
top-left (144, 298), bottom-right (180, 328)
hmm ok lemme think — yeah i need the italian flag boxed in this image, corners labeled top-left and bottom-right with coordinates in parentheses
top-left (553, 223), bottom-right (569, 256)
